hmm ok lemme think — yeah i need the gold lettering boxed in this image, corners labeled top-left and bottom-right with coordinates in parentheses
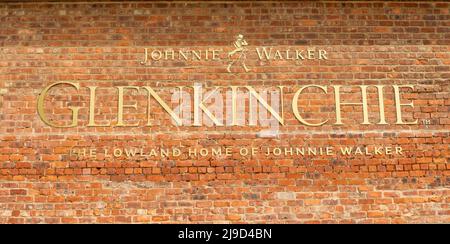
top-left (193, 86), bottom-right (223, 126)
top-left (386, 147), bottom-right (392, 155)
top-left (393, 85), bottom-right (418, 125)
top-left (334, 85), bottom-right (370, 125)
top-left (89, 149), bottom-right (96, 158)
top-left (113, 148), bottom-right (122, 157)
top-left (319, 50), bottom-right (327, 60)
top-left (37, 82), bottom-right (81, 128)
top-left (87, 86), bottom-right (110, 127)
top-left (192, 50), bottom-right (201, 60)
top-left (142, 86), bottom-right (182, 126)
top-left (307, 49), bottom-right (315, 59)
top-left (375, 85), bottom-right (387, 125)
top-left (173, 148), bottom-right (181, 157)
top-left (165, 49), bottom-right (175, 60)
top-left (285, 50), bottom-right (293, 60)
top-left (179, 50), bottom-right (189, 60)
top-left (140, 48), bottom-right (148, 64)
top-left (246, 86), bottom-right (284, 126)
top-left (374, 147), bottom-right (383, 155)
top-left (255, 47), bottom-right (272, 60)
top-left (296, 50), bottom-right (305, 60)
top-left (212, 50), bottom-right (220, 60)
top-left (116, 86), bottom-right (139, 127)
top-left (230, 86), bottom-right (239, 126)
top-left (274, 50), bottom-right (283, 59)
top-left (151, 50), bottom-right (162, 60)
top-left (292, 85), bottom-right (328, 126)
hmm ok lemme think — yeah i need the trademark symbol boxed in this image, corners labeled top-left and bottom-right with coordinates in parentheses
top-left (422, 119), bottom-right (432, 127)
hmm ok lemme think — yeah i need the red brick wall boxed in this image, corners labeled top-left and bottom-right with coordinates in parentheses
top-left (0, 1), bottom-right (449, 223)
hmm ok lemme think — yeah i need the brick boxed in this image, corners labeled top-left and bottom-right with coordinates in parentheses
top-left (0, 1), bottom-right (447, 224)
top-left (276, 192), bottom-right (296, 200)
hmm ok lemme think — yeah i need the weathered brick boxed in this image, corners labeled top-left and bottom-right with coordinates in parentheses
top-left (0, 1), bottom-right (447, 224)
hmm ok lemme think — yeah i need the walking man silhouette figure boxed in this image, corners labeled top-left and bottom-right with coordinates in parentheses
top-left (227, 34), bottom-right (251, 73)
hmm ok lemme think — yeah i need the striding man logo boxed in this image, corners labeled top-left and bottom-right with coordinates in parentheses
top-left (227, 34), bottom-right (251, 73)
